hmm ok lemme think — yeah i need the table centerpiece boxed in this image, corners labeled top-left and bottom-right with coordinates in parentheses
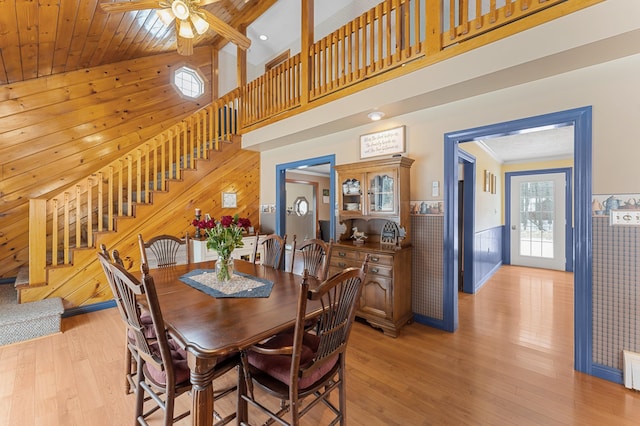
top-left (192, 214), bottom-right (251, 282)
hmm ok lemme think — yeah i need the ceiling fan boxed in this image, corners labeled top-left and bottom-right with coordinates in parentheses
top-left (100, 0), bottom-right (251, 56)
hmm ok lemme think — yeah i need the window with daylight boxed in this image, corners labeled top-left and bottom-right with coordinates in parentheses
top-left (173, 66), bottom-right (205, 99)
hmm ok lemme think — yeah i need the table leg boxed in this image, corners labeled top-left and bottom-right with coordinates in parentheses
top-left (188, 352), bottom-right (218, 426)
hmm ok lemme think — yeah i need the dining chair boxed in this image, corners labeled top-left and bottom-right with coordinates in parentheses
top-left (138, 233), bottom-right (190, 269)
top-left (253, 233), bottom-right (286, 269)
top-left (290, 238), bottom-right (332, 280)
top-left (98, 245), bottom-right (150, 395)
top-left (107, 260), bottom-right (241, 426)
top-left (240, 256), bottom-right (369, 426)
top-left (285, 234), bottom-right (297, 273)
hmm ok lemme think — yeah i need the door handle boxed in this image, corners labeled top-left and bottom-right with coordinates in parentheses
top-left (511, 225), bottom-right (516, 230)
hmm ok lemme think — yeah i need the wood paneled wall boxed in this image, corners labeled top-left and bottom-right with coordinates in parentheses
top-left (0, 47), bottom-right (214, 279)
top-left (19, 142), bottom-right (261, 308)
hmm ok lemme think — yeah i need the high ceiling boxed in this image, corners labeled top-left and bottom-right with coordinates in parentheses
top-left (0, 0), bottom-right (277, 86)
top-left (0, 0), bottom-right (381, 86)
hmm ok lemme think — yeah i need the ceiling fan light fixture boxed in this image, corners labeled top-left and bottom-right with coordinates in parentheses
top-left (171, 0), bottom-right (191, 20)
top-left (190, 13), bottom-right (209, 35)
top-left (156, 8), bottom-right (176, 26)
top-left (178, 19), bottom-right (195, 38)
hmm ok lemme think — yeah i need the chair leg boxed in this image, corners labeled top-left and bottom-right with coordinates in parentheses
top-left (237, 363), bottom-right (248, 424)
top-left (124, 342), bottom-right (133, 394)
top-left (338, 359), bottom-right (346, 426)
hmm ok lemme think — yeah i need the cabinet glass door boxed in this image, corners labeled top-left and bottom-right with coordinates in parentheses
top-left (368, 171), bottom-right (396, 213)
top-left (340, 175), bottom-right (364, 214)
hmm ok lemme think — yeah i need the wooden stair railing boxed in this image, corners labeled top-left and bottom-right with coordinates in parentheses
top-left (27, 90), bottom-right (241, 287)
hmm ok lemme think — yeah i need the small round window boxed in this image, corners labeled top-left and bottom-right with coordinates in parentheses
top-left (173, 66), bottom-right (205, 99)
top-left (293, 196), bottom-right (309, 216)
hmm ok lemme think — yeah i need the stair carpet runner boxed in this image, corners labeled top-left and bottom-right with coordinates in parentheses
top-left (0, 268), bottom-right (63, 346)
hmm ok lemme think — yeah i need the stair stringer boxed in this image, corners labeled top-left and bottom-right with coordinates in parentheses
top-left (19, 142), bottom-right (261, 308)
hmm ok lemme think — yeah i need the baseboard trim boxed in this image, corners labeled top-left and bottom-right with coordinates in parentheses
top-left (62, 300), bottom-right (116, 318)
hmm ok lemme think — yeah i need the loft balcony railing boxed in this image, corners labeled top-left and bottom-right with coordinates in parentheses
top-left (240, 0), bottom-right (594, 129)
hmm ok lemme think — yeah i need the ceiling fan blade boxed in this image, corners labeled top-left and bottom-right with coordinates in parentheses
top-left (201, 10), bottom-right (251, 50)
top-left (99, 0), bottom-right (163, 13)
top-left (197, 0), bottom-right (223, 5)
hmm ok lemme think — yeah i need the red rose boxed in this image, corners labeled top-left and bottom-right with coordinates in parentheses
top-left (220, 215), bottom-right (233, 227)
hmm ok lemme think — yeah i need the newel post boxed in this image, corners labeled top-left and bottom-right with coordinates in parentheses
top-left (29, 198), bottom-right (48, 286)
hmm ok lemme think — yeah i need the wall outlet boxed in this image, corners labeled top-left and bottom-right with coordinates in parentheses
top-left (609, 210), bottom-right (640, 226)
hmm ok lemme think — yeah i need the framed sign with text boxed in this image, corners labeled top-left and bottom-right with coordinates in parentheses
top-left (360, 125), bottom-right (406, 159)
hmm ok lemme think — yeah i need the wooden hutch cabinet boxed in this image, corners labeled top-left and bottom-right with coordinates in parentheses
top-left (329, 156), bottom-right (414, 337)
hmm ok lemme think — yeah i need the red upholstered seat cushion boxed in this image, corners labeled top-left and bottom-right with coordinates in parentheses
top-left (248, 332), bottom-right (338, 390)
top-left (142, 339), bottom-right (190, 387)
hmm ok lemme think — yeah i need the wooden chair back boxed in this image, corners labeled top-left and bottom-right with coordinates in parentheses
top-left (241, 256), bottom-right (368, 425)
top-left (254, 233), bottom-right (286, 269)
top-left (291, 238), bottom-right (332, 280)
top-left (138, 233), bottom-right (190, 269)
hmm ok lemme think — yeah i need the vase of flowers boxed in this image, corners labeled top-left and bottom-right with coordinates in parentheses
top-left (192, 214), bottom-right (251, 282)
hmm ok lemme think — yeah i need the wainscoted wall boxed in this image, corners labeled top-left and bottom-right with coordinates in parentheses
top-left (412, 215), bottom-right (444, 323)
top-left (0, 47), bottom-right (213, 279)
top-left (474, 226), bottom-right (503, 292)
top-left (592, 216), bottom-right (640, 379)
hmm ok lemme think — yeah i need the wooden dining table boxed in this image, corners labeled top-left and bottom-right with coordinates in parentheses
top-left (143, 259), bottom-right (321, 426)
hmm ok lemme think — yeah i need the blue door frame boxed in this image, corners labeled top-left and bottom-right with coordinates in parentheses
top-left (275, 155), bottom-right (336, 241)
top-left (443, 107), bottom-right (592, 376)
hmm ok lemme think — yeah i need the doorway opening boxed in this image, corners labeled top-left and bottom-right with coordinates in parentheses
top-left (442, 107), bottom-right (592, 376)
top-left (275, 155), bottom-right (336, 243)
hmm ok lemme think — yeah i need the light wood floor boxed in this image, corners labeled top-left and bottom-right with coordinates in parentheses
top-left (1, 265), bottom-right (640, 425)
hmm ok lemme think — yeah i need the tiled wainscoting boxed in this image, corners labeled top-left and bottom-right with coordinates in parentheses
top-left (411, 215), bottom-right (444, 320)
top-left (593, 216), bottom-right (640, 372)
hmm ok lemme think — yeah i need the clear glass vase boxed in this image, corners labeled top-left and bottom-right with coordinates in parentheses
top-left (215, 256), bottom-right (234, 282)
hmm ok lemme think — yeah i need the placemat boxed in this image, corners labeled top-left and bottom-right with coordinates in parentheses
top-left (179, 269), bottom-right (273, 298)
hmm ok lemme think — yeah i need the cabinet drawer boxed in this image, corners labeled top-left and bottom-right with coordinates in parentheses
top-left (366, 253), bottom-right (393, 267)
top-left (330, 258), bottom-right (360, 270)
top-left (332, 248), bottom-right (360, 262)
top-left (366, 264), bottom-right (392, 279)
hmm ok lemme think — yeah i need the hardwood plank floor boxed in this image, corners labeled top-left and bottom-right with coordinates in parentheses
top-left (1, 265), bottom-right (639, 425)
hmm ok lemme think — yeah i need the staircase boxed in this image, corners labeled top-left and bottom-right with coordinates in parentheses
top-left (0, 282), bottom-right (63, 346)
top-left (19, 91), bottom-right (261, 310)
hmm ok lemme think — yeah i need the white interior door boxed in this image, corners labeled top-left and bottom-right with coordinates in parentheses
top-left (510, 173), bottom-right (566, 271)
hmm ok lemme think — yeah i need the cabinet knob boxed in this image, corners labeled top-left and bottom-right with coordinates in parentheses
top-left (338, 262), bottom-right (346, 267)
top-left (371, 256), bottom-right (379, 262)
top-left (370, 267), bottom-right (379, 274)
top-left (338, 252), bottom-right (346, 257)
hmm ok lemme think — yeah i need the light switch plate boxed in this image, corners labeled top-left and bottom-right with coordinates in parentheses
top-left (432, 181), bottom-right (439, 197)
top-left (609, 209), bottom-right (640, 226)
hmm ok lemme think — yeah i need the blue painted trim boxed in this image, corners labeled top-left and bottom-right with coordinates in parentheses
top-left (504, 167), bottom-right (573, 272)
top-left (0, 278), bottom-right (16, 284)
top-left (592, 364), bottom-right (623, 385)
top-left (413, 313), bottom-right (448, 330)
top-left (445, 106), bottom-right (592, 378)
top-left (458, 149), bottom-right (476, 295)
top-left (275, 155), bottom-right (336, 243)
top-left (475, 261), bottom-right (502, 291)
top-left (573, 107), bottom-right (593, 376)
top-left (62, 300), bottom-right (116, 318)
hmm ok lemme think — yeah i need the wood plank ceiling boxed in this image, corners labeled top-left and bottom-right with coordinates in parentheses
top-left (0, 0), bottom-right (277, 86)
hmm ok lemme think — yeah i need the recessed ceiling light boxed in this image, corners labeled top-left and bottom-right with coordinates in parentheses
top-left (259, 34), bottom-right (268, 41)
top-left (367, 111), bottom-right (385, 121)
